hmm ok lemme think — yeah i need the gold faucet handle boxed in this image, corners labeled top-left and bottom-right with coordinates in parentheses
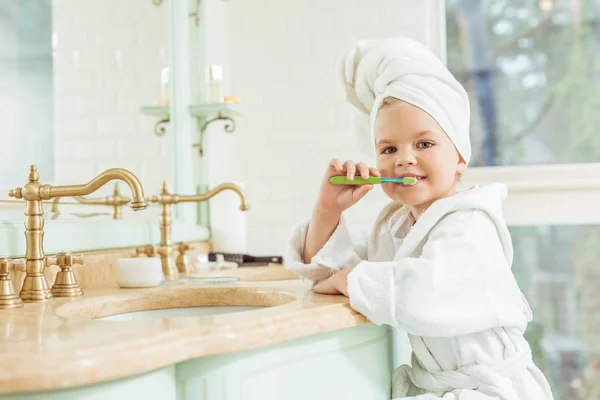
top-left (106, 183), bottom-right (130, 220)
top-left (57, 252), bottom-right (84, 267)
top-left (149, 181), bottom-right (180, 205)
top-left (146, 245), bottom-right (158, 257)
top-left (8, 187), bottom-right (23, 199)
top-left (109, 183), bottom-right (130, 204)
top-left (45, 255), bottom-right (57, 267)
top-left (135, 245), bottom-right (158, 257)
top-left (0, 258), bottom-right (25, 275)
top-left (175, 243), bottom-right (194, 275)
top-left (149, 194), bottom-right (179, 205)
top-left (0, 258), bottom-right (24, 309)
top-left (50, 252), bottom-right (84, 297)
top-left (0, 259), bottom-right (12, 277)
top-left (177, 242), bottom-right (191, 254)
top-left (46, 253), bottom-right (84, 268)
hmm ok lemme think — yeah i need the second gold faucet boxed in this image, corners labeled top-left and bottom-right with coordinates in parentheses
top-left (146, 180), bottom-right (249, 280)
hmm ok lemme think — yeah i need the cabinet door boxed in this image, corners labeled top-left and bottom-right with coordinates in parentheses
top-left (176, 324), bottom-right (392, 400)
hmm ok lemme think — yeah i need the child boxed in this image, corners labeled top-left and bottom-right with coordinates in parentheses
top-left (285, 38), bottom-right (553, 400)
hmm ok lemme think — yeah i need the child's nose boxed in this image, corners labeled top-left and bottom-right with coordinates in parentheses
top-left (394, 148), bottom-right (416, 166)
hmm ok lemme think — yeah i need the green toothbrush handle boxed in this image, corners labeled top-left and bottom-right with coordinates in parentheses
top-left (329, 176), bottom-right (381, 185)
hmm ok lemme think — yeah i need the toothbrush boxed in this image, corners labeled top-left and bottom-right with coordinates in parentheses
top-left (329, 176), bottom-right (418, 185)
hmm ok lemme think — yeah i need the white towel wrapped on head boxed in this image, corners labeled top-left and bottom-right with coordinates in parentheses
top-left (337, 37), bottom-right (472, 164)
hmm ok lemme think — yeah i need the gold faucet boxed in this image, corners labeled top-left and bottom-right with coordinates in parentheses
top-left (148, 180), bottom-right (248, 280)
top-left (50, 183), bottom-right (130, 219)
top-left (8, 165), bottom-right (148, 302)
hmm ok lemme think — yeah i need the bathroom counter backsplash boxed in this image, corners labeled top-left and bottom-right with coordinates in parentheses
top-left (7, 242), bottom-right (212, 293)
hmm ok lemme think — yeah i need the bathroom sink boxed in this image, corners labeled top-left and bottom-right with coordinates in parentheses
top-left (54, 286), bottom-right (297, 321)
top-left (95, 305), bottom-right (265, 321)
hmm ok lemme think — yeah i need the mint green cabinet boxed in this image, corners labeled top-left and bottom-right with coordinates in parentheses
top-left (3, 366), bottom-right (177, 400)
top-left (176, 324), bottom-right (392, 400)
top-left (2, 324), bottom-right (392, 400)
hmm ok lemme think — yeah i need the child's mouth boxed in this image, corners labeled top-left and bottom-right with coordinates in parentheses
top-left (396, 176), bottom-right (426, 187)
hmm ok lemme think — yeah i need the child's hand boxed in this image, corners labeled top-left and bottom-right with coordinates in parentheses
top-left (313, 268), bottom-right (352, 297)
top-left (316, 159), bottom-right (380, 215)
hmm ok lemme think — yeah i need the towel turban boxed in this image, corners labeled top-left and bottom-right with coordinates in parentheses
top-left (338, 37), bottom-right (471, 164)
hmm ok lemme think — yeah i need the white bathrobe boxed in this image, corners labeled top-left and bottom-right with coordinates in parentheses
top-left (286, 184), bottom-right (553, 400)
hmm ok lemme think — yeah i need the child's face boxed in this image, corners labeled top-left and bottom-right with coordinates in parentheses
top-left (374, 101), bottom-right (467, 217)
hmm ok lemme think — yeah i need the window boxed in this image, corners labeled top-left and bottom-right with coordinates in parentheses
top-left (446, 0), bottom-right (600, 167)
top-left (512, 225), bottom-right (600, 399)
top-left (446, 1), bottom-right (600, 399)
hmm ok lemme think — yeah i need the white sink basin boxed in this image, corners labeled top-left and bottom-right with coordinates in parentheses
top-left (96, 305), bottom-right (265, 321)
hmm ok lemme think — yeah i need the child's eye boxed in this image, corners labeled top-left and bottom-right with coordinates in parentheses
top-left (417, 141), bottom-right (434, 149)
top-left (382, 146), bottom-right (397, 154)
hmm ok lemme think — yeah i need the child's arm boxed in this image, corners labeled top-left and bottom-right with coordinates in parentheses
top-left (302, 205), bottom-right (342, 263)
top-left (346, 209), bottom-right (529, 337)
top-left (303, 158), bottom-right (377, 263)
top-left (286, 214), bottom-right (367, 285)
top-left (285, 158), bottom-right (378, 284)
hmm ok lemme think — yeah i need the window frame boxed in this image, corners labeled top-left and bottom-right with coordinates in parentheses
top-left (459, 163), bottom-right (600, 225)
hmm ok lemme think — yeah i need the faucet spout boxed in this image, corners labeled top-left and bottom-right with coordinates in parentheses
top-left (48, 168), bottom-right (148, 211)
top-left (178, 183), bottom-right (249, 211)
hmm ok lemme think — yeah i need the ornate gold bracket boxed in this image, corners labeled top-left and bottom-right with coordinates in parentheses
top-left (154, 117), bottom-right (170, 137)
top-left (152, 0), bottom-right (202, 26)
top-left (189, 0), bottom-right (201, 26)
top-left (193, 113), bottom-right (236, 157)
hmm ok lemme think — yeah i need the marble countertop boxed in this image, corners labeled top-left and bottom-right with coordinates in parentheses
top-left (0, 277), bottom-right (368, 394)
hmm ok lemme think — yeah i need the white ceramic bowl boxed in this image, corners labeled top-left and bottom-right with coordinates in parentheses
top-left (116, 258), bottom-right (164, 288)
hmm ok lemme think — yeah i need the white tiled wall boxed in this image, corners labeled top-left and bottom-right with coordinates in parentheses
top-left (48, 0), bottom-right (444, 255)
top-left (202, 0), bottom-right (248, 252)
top-left (224, 0), bottom-right (445, 255)
top-left (52, 0), bottom-right (172, 198)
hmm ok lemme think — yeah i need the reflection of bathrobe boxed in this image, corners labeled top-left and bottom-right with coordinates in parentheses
top-left (286, 184), bottom-right (553, 400)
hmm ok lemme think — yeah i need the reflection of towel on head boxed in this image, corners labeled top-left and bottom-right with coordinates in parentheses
top-left (337, 37), bottom-right (471, 164)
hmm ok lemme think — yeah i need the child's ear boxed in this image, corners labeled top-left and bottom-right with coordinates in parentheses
top-left (456, 156), bottom-right (467, 175)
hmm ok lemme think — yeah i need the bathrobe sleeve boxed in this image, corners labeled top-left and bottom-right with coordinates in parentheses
top-left (347, 209), bottom-right (528, 337)
top-left (285, 216), bottom-right (366, 284)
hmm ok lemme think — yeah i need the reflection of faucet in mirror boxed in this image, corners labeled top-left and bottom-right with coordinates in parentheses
top-left (50, 183), bottom-right (130, 220)
top-left (145, 180), bottom-right (249, 281)
top-left (8, 165), bottom-right (148, 303)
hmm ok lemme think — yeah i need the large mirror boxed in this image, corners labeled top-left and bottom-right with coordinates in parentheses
top-left (1, 0), bottom-right (171, 208)
top-left (0, 0), bottom-right (173, 218)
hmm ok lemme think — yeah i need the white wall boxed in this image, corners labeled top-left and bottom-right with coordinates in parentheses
top-left (52, 0), bottom-right (172, 199)
top-left (224, 0), bottom-right (446, 255)
top-left (202, 0), bottom-right (249, 253)
top-left (45, 0), bottom-right (444, 254)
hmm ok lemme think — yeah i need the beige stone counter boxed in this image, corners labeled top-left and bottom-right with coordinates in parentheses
top-left (0, 278), bottom-right (368, 394)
